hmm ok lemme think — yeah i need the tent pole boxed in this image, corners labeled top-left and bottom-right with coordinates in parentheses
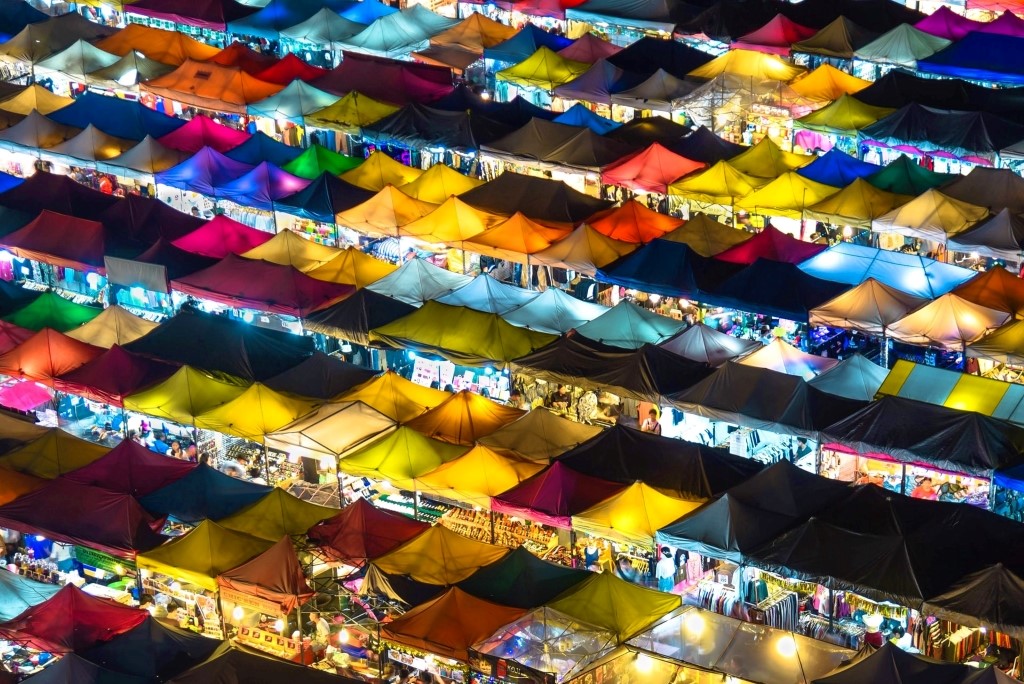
top-left (121, 406), bottom-right (129, 439)
top-left (295, 604), bottom-right (304, 665)
top-left (263, 443), bottom-right (271, 484)
top-left (489, 509), bottom-right (495, 544)
top-left (336, 457), bottom-right (345, 508)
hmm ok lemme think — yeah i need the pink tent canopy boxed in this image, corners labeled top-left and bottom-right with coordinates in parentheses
top-left (254, 54), bottom-right (330, 85)
top-left (978, 10), bottom-right (1024, 37)
top-left (308, 497), bottom-right (430, 566)
top-left (713, 226), bottom-right (826, 265)
top-left (171, 215), bottom-right (274, 259)
top-left (491, 461), bottom-right (625, 529)
top-left (171, 254), bottom-right (354, 317)
top-left (63, 439), bottom-right (196, 497)
top-left (158, 115), bottom-right (252, 154)
top-left (0, 381), bottom-right (51, 411)
top-left (731, 14), bottom-right (817, 55)
top-left (125, 0), bottom-right (258, 31)
top-left (601, 143), bottom-right (705, 195)
top-left (557, 33), bottom-right (622, 63)
top-left (214, 162), bottom-right (312, 211)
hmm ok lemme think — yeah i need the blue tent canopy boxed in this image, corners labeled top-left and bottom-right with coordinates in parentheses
top-left (47, 94), bottom-right (185, 141)
top-left (227, 0), bottom-right (354, 39)
top-left (552, 103), bottom-right (621, 135)
top-left (80, 616), bottom-right (220, 681)
top-left (139, 464), bottom-right (273, 523)
top-left (155, 147), bottom-right (255, 196)
top-left (0, 567), bottom-right (60, 621)
top-left (435, 273), bottom-right (538, 314)
top-left (0, 171), bottom-right (23, 195)
top-left (597, 239), bottom-right (741, 299)
top-left (918, 31), bottom-right (1024, 86)
top-left (339, 0), bottom-right (398, 23)
top-left (705, 258), bottom-right (851, 322)
top-left (275, 172), bottom-right (374, 223)
top-left (223, 131), bottom-right (303, 166)
top-left (213, 161), bottom-right (312, 211)
top-left (339, 7), bottom-right (456, 58)
top-left (798, 242), bottom-right (976, 298)
top-left (796, 149), bottom-right (880, 187)
top-left (484, 24), bottom-right (573, 64)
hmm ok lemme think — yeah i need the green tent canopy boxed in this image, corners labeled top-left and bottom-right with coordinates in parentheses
top-left (338, 425), bottom-right (467, 490)
top-left (281, 144), bottom-right (363, 179)
top-left (865, 155), bottom-right (955, 196)
top-left (2, 291), bottom-right (102, 333)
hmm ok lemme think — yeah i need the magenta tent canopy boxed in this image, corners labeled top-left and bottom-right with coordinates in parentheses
top-left (731, 13), bottom-right (817, 54)
top-left (914, 5), bottom-right (986, 40)
top-left (978, 10), bottom-right (1024, 37)
top-left (491, 461), bottom-right (625, 529)
top-left (171, 215), bottom-right (274, 259)
top-left (62, 439), bottom-right (196, 498)
top-left (155, 147), bottom-right (254, 197)
top-left (312, 51), bottom-right (455, 104)
top-left (0, 210), bottom-right (106, 273)
top-left (158, 115), bottom-right (252, 154)
top-left (171, 254), bottom-right (355, 317)
top-left (714, 226), bottom-right (827, 265)
top-left (125, 0), bottom-right (258, 32)
top-left (54, 344), bottom-right (180, 408)
top-left (214, 162), bottom-right (312, 211)
top-left (0, 478), bottom-right (166, 558)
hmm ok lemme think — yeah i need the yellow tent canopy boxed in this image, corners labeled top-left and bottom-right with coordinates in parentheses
top-left (428, 12), bottom-right (516, 51)
top-left (531, 225), bottom-right (637, 275)
top-left (462, 212), bottom-right (570, 264)
top-left (570, 482), bottom-right (700, 549)
top-left (668, 161), bottom-right (768, 206)
top-left (123, 366), bottom-right (249, 426)
top-left (415, 444), bottom-right (545, 508)
top-left (659, 213), bottom-right (752, 256)
top-left (496, 47), bottom-right (589, 91)
top-left (265, 400), bottom-right (396, 459)
top-left (401, 196), bottom-right (505, 245)
top-left (370, 523), bottom-right (509, 585)
top-left (479, 407), bottom-right (604, 461)
top-left (399, 162), bottom-right (484, 204)
top-left (687, 48), bottom-right (805, 82)
top-left (548, 571), bottom-right (681, 643)
top-left (727, 137), bottom-right (813, 178)
top-left (404, 390), bottom-right (525, 445)
top-left (194, 383), bottom-right (317, 443)
top-left (240, 230), bottom-right (341, 273)
top-left (217, 488), bottom-right (336, 541)
top-left (369, 301), bottom-right (558, 366)
top-left (338, 426), bottom-right (467, 490)
top-left (887, 293), bottom-right (1009, 350)
top-left (735, 171), bottom-right (838, 219)
top-left (871, 188), bottom-right (989, 243)
top-left (968, 320), bottom-right (1024, 367)
top-left (337, 370), bottom-right (450, 422)
top-left (340, 151), bottom-right (424, 191)
top-left (0, 85), bottom-right (73, 118)
top-left (306, 247), bottom-right (398, 287)
top-left (136, 520), bottom-right (273, 592)
top-left (305, 91), bottom-right (399, 131)
top-left (789, 64), bottom-right (870, 102)
top-left (805, 178), bottom-right (913, 228)
top-left (335, 185), bottom-right (438, 237)
top-left (95, 24), bottom-right (220, 66)
top-left (0, 429), bottom-right (109, 479)
top-left (64, 305), bottom-right (159, 349)
top-left (878, 359), bottom-right (1023, 417)
top-left (794, 94), bottom-right (894, 137)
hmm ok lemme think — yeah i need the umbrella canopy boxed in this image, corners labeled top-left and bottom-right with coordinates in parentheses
top-left (809, 278), bottom-right (928, 336)
top-left (885, 293), bottom-right (1009, 349)
top-left (405, 390), bottom-right (524, 445)
top-left (338, 426), bottom-right (467, 489)
top-left (548, 572), bottom-right (680, 643)
top-left (265, 399), bottom-right (395, 459)
top-left (336, 369), bottom-right (449, 422)
top-left (371, 525), bottom-right (509, 585)
top-left (136, 520), bottom-right (272, 591)
top-left (139, 464), bottom-right (272, 523)
top-left (308, 497), bottom-right (429, 565)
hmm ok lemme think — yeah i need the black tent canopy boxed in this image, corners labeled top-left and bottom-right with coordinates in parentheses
top-left (458, 171), bottom-right (612, 223)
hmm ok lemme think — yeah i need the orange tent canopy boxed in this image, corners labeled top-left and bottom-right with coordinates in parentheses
top-left (585, 200), bottom-right (684, 243)
top-left (462, 212), bottom-right (570, 264)
top-left (601, 143), bottom-right (705, 195)
top-left (0, 468), bottom-right (45, 506)
top-left (0, 329), bottom-right (103, 387)
top-left (404, 390), bottom-right (524, 445)
top-left (95, 24), bottom-right (220, 66)
top-left (141, 59), bottom-right (283, 114)
top-left (952, 265), bottom-right (1024, 319)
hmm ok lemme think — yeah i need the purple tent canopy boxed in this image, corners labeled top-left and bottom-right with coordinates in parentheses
top-left (914, 5), bottom-right (986, 40)
top-left (214, 161), bottom-right (312, 211)
top-left (54, 344), bottom-right (181, 408)
top-left (155, 147), bottom-right (254, 196)
top-left (491, 461), bottom-right (625, 529)
top-left (62, 439), bottom-right (196, 497)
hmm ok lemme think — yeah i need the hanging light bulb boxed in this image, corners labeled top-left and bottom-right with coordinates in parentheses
top-left (274, 619), bottom-right (285, 633)
top-left (232, 606), bottom-right (245, 622)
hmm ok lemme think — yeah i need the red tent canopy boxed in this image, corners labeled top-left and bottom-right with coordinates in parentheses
top-left (0, 171), bottom-right (120, 220)
top-left (158, 115), bottom-right (252, 154)
top-left (0, 321), bottom-right (34, 355)
top-left (312, 51), bottom-right (455, 104)
top-left (54, 344), bottom-right (180, 407)
top-left (307, 497), bottom-right (430, 566)
top-left (254, 53), bottom-right (330, 86)
top-left (0, 584), bottom-right (147, 652)
top-left (171, 254), bottom-right (354, 317)
top-left (731, 14), bottom-right (817, 54)
top-left (585, 200), bottom-right (684, 243)
top-left (171, 215), bottom-right (274, 259)
top-left (491, 461), bottom-right (625, 529)
top-left (125, 0), bottom-right (258, 31)
top-left (217, 536), bottom-right (314, 613)
top-left (713, 225), bottom-right (826, 264)
top-left (0, 210), bottom-right (106, 272)
top-left (62, 439), bottom-right (196, 497)
top-left (0, 478), bottom-right (166, 557)
top-left (601, 143), bottom-right (705, 196)
top-left (0, 329), bottom-right (104, 386)
top-left (208, 42), bottom-right (279, 75)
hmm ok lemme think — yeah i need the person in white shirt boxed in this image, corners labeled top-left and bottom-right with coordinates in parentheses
top-left (309, 612), bottom-right (331, 643)
top-left (656, 547), bottom-right (676, 592)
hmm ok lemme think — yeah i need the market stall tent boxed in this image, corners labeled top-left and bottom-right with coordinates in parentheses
top-left (237, 229), bottom-right (339, 273)
top-left (805, 178), bottom-right (912, 228)
top-left (574, 301), bottom-right (685, 349)
top-left (195, 382), bottom-right (317, 443)
top-left (216, 536), bottom-right (313, 615)
top-left (479, 408), bottom-right (603, 461)
top-left (0, 327), bottom-right (103, 386)
top-left (365, 257), bottom-right (471, 306)
top-left (657, 214), bottom-right (751, 257)
top-left (0, 12), bottom-right (116, 64)
top-left (502, 287), bottom-right (608, 335)
top-left (458, 546), bottom-right (589, 609)
top-left (552, 59), bottom-right (630, 105)
top-left (687, 48), bottom-right (805, 82)
top-left (915, 5), bottom-right (985, 40)
top-left (54, 344), bottom-right (180, 408)
top-left (275, 173), bottom-right (373, 223)
top-left (877, 359), bottom-right (1024, 424)
top-left (492, 461), bottom-right (625, 529)
top-left (304, 289), bottom-right (417, 345)
top-left (553, 103), bottom-right (620, 135)
top-left (808, 277), bottom-right (928, 336)
top-left (668, 160), bottom-right (769, 206)
top-left (416, 444), bottom-right (545, 508)
top-left (102, 135), bottom-right (190, 175)
top-left (734, 172), bottom-right (839, 219)
top-left (548, 572), bottom-right (681, 643)
top-left (461, 212), bottom-right (570, 264)
top-left (335, 185), bottom-right (438, 237)
top-left (738, 337), bottom-right (839, 379)
top-left (0, 570), bottom-right (59, 622)
top-left (155, 147), bottom-right (255, 197)
top-left (0, 170), bottom-right (119, 219)
top-left (221, 131), bottom-right (302, 167)
top-left (727, 138), bottom-right (814, 178)
top-left (950, 265), bottom-right (1024, 318)
top-left (398, 163), bottom-right (483, 204)
top-left (405, 390), bottom-right (525, 445)
top-left (601, 145), bottom-right (704, 196)
top-left (815, 642), bottom-right (1017, 684)
top-left (796, 150), bottom-right (880, 187)
top-left (79, 615), bottom-right (221, 682)
top-left (872, 188), bottom-right (990, 243)
top-left (865, 154), bottom-right (954, 196)
top-left (571, 481), bottom-right (701, 548)
top-left (401, 196), bottom-right (505, 245)
top-left (918, 32), bottom-right (1024, 86)
top-left (458, 172), bottom-right (612, 224)
top-left (171, 215), bottom-right (273, 259)
top-left (142, 60), bottom-right (282, 115)
top-left (531, 225), bottom-right (637, 275)
top-left (94, 24), bottom-right (219, 66)
top-left (0, 584), bottom-right (146, 653)
top-left (886, 293), bottom-right (1008, 349)
top-left (921, 564), bottom-right (1024, 639)
top-left (803, 353), bottom-right (887, 402)
top-left (122, 365), bottom-right (248, 426)
top-left (0, 428), bottom-right (108, 479)
top-left (861, 103), bottom-right (1024, 161)
top-left (309, 497), bottom-right (429, 566)
top-left (140, 464), bottom-right (274, 523)
top-left (62, 439), bottom-right (195, 498)
top-left (371, 524), bottom-right (509, 585)
top-left (337, 369), bottom-right (449, 422)
top-left (731, 14), bottom-right (817, 54)
top-left (0, 467), bottom-right (42, 507)
top-left (33, 39), bottom-right (119, 82)
top-left (338, 426), bottom-right (467, 490)
top-left (2, 291), bottom-right (100, 333)
top-left (217, 488), bottom-right (335, 542)
top-left (853, 23), bottom-right (951, 68)
top-left (658, 323), bottom-right (760, 366)
top-left (264, 400), bottom-right (394, 462)
top-left (794, 94), bottom-right (894, 140)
